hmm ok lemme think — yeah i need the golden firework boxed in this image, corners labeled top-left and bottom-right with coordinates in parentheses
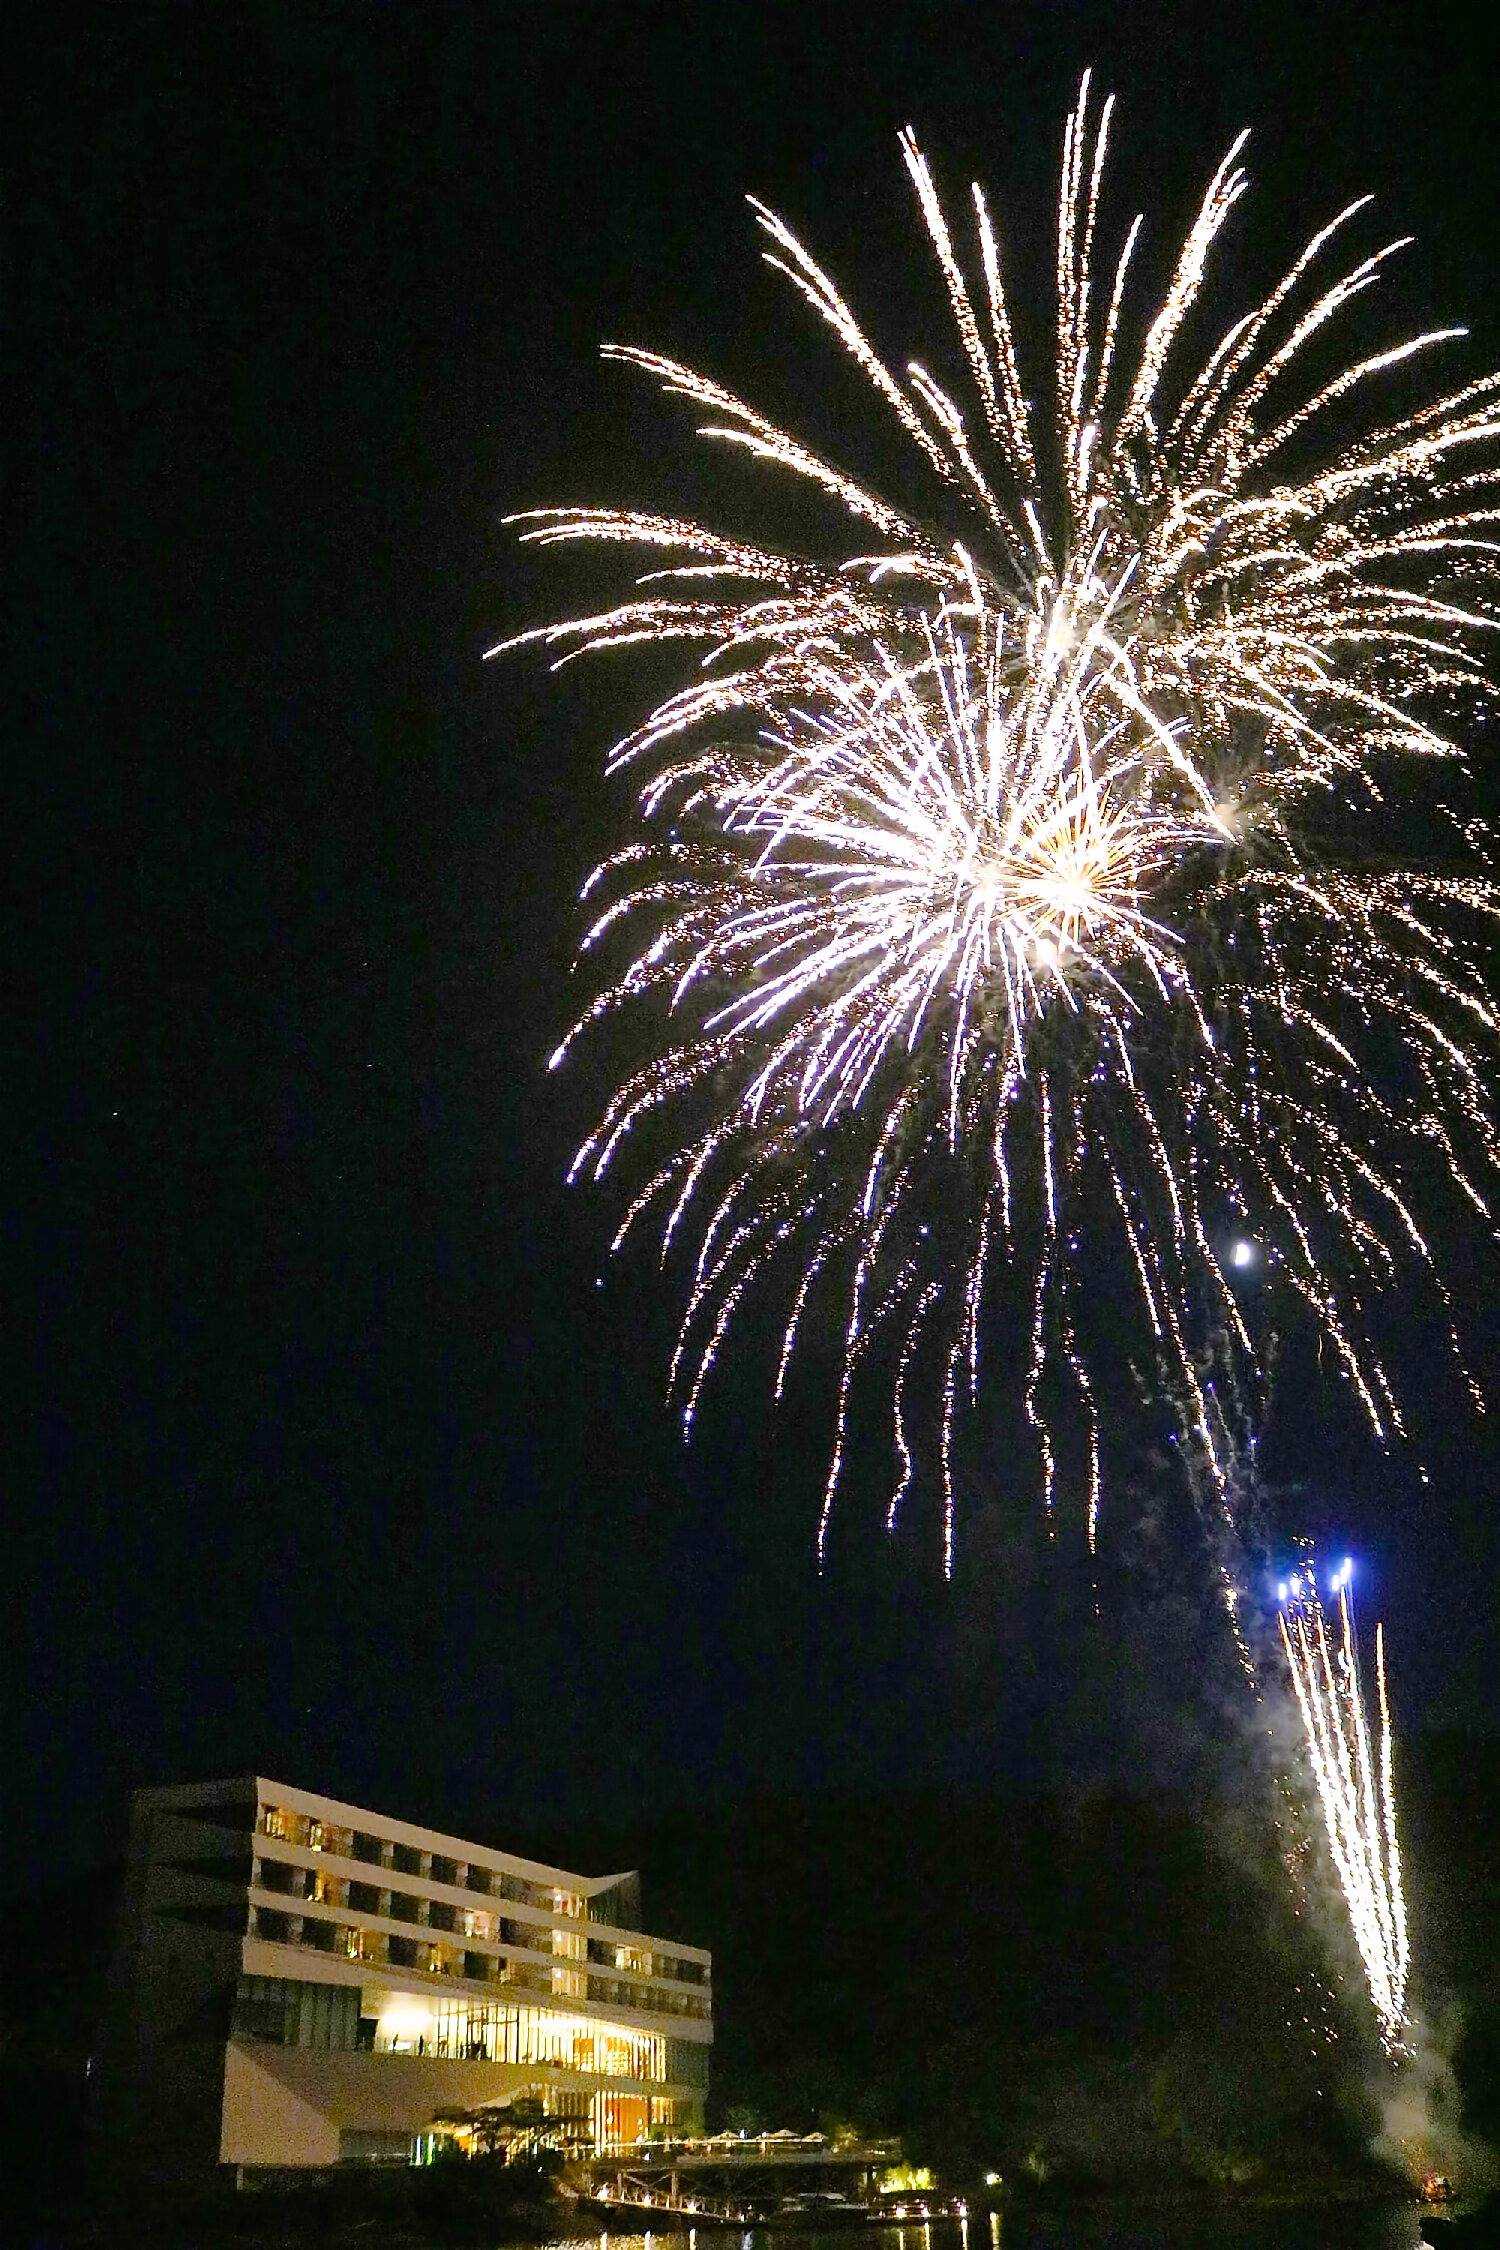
top-left (504, 79), bottom-right (1500, 1566)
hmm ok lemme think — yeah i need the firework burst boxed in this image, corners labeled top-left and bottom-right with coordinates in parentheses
top-left (503, 77), bottom-right (1500, 1567)
top-left (1278, 1555), bottom-right (1410, 2052)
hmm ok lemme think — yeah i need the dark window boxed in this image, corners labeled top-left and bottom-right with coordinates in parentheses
top-left (233, 1976), bottom-right (359, 2052)
top-left (255, 1909), bottom-right (291, 1944)
top-left (392, 1843), bottom-right (421, 1876)
top-left (233, 1979), bottom-right (288, 2043)
top-left (389, 1936), bottom-right (419, 1969)
top-left (349, 1881), bottom-right (380, 1914)
top-left (430, 1855), bottom-right (457, 1886)
top-left (258, 1859), bottom-right (298, 1895)
top-left (340, 2129), bottom-right (413, 2164)
top-left (390, 1893), bottom-right (420, 1924)
top-left (466, 1866), bottom-right (493, 1895)
top-left (352, 1832), bottom-right (384, 1865)
top-left (428, 1901), bottom-right (454, 1932)
top-left (503, 1918), bottom-right (548, 1952)
top-left (463, 1951), bottom-right (489, 1982)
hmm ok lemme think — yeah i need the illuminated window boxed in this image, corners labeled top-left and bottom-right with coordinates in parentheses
top-left (306, 1821), bottom-right (352, 1857)
top-left (375, 1993), bottom-right (436, 2054)
top-left (368, 1995), bottom-right (675, 2082)
top-left (551, 1918), bottom-right (587, 2000)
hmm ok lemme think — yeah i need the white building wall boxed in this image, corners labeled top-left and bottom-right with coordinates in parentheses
top-left (98, 1775), bottom-right (712, 2178)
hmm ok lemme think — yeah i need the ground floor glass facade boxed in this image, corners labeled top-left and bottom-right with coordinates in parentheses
top-left (234, 1973), bottom-right (705, 2093)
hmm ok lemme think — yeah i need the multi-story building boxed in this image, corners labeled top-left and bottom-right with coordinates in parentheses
top-left (95, 1777), bottom-right (711, 2177)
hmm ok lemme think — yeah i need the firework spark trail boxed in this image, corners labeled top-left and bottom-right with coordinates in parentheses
top-left (506, 78), bottom-right (1500, 1565)
top-left (1278, 1556), bottom-right (1411, 2052)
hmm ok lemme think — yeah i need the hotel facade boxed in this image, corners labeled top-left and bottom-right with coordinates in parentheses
top-left (96, 1777), bottom-right (711, 2176)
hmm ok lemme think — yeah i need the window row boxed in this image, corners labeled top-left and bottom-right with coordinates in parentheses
top-left (255, 1808), bottom-right (701, 1976)
top-left (586, 1936), bottom-right (709, 1987)
top-left (255, 1849), bottom-right (707, 1989)
top-left (249, 1905), bottom-right (710, 2017)
top-left (258, 1861), bottom-right (527, 1944)
top-left (257, 1806), bottom-right (579, 1914)
top-left (587, 1972), bottom-right (705, 2021)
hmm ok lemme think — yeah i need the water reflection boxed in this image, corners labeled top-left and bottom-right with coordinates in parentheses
top-left (544, 2212), bottom-right (1432, 2250)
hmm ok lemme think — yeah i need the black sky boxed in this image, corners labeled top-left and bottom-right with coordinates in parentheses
top-left (15, 0), bottom-right (1500, 1896)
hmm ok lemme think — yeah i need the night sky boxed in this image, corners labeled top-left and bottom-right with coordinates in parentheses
top-left (15, 1), bottom-right (1500, 1900)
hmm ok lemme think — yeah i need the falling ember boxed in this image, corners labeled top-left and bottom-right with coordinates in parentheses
top-left (505, 76), bottom-right (1500, 1566)
top-left (1277, 1557), bottom-right (1411, 2053)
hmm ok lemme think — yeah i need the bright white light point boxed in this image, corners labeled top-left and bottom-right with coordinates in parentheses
top-left (1230, 1238), bottom-right (1257, 1268)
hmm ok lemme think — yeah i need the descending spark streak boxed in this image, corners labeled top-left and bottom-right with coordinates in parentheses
top-left (507, 79), bottom-right (1500, 1566)
top-left (1278, 1558), bottom-right (1411, 2052)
